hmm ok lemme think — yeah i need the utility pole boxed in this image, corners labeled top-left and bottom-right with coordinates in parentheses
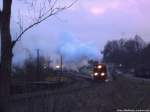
top-left (36, 49), bottom-right (40, 81)
top-left (60, 55), bottom-right (63, 74)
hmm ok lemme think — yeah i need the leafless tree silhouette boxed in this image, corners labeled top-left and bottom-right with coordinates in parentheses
top-left (0, 0), bottom-right (77, 110)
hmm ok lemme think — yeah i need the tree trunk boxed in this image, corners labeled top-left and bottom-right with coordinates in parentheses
top-left (0, 0), bottom-right (12, 111)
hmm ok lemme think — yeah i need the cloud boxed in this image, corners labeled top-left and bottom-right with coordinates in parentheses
top-left (10, 0), bottom-right (150, 64)
top-left (69, 0), bottom-right (121, 16)
top-left (90, 7), bottom-right (105, 16)
top-left (56, 32), bottom-right (100, 63)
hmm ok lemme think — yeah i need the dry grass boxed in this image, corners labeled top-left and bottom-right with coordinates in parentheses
top-left (109, 75), bottom-right (150, 110)
top-left (7, 75), bottom-right (150, 112)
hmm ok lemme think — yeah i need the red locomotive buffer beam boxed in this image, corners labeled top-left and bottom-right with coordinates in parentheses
top-left (92, 64), bottom-right (107, 81)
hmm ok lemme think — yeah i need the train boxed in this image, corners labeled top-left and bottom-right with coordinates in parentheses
top-left (54, 63), bottom-right (108, 81)
top-left (91, 64), bottom-right (108, 81)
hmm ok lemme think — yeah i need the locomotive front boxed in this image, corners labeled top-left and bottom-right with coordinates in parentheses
top-left (92, 64), bottom-right (108, 81)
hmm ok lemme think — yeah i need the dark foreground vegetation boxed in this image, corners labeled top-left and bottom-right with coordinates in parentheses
top-left (12, 56), bottom-right (54, 82)
top-left (3, 74), bottom-right (150, 112)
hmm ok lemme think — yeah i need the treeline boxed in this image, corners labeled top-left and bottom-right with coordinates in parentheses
top-left (102, 35), bottom-right (150, 78)
top-left (12, 56), bottom-right (54, 82)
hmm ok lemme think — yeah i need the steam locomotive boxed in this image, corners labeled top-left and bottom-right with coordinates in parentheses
top-left (91, 64), bottom-right (108, 81)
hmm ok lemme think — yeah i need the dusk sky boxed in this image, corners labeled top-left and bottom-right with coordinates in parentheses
top-left (1, 0), bottom-right (150, 64)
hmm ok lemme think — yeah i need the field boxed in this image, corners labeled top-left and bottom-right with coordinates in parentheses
top-left (6, 74), bottom-right (150, 112)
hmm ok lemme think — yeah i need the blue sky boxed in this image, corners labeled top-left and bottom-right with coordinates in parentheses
top-left (1, 0), bottom-right (150, 64)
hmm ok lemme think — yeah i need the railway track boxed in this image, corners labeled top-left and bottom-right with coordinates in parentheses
top-left (11, 71), bottom-right (105, 95)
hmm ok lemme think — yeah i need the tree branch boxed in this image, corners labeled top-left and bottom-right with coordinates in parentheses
top-left (12, 0), bottom-right (77, 47)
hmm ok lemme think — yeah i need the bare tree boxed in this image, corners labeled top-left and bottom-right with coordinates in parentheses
top-left (12, 0), bottom-right (77, 47)
top-left (1, 0), bottom-right (12, 99)
top-left (0, 0), bottom-right (77, 107)
top-left (0, 10), bottom-right (1, 28)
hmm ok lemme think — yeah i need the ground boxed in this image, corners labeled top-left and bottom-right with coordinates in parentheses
top-left (5, 74), bottom-right (150, 112)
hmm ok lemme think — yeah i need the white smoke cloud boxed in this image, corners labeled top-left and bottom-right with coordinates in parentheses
top-left (56, 32), bottom-right (100, 64)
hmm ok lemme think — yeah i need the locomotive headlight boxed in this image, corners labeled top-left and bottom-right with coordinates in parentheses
top-left (94, 72), bottom-right (98, 76)
top-left (97, 65), bottom-right (102, 69)
top-left (101, 72), bottom-right (105, 76)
